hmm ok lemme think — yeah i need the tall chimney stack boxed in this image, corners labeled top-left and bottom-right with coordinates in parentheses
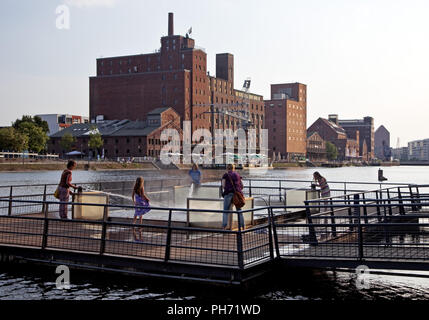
top-left (168, 12), bottom-right (174, 36)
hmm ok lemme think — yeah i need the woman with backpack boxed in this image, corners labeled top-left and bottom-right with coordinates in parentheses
top-left (221, 164), bottom-right (245, 230)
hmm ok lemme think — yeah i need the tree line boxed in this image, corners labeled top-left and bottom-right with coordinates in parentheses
top-left (0, 116), bottom-right (50, 153)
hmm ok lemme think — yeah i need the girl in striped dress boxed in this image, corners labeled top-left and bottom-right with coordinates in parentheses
top-left (313, 171), bottom-right (331, 198)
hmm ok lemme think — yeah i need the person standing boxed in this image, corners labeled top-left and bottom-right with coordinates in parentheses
top-left (132, 177), bottom-right (151, 235)
top-left (313, 171), bottom-right (331, 238)
top-left (188, 163), bottom-right (202, 195)
top-left (313, 171), bottom-right (331, 199)
top-left (58, 160), bottom-right (79, 219)
top-left (221, 164), bottom-right (245, 229)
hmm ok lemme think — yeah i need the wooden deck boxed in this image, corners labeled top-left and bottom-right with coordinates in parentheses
top-left (0, 214), bottom-right (282, 268)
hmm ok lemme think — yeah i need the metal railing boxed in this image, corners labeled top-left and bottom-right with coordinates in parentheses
top-left (0, 183), bottom-right (429, 274)
top-left (0, 198), bottom-right (272, 270)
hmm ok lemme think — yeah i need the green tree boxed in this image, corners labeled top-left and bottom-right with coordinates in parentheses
top-left (12, 115), bottom-right (49, 153)
top-left (60, 133), bottom-right (76, 152)
top-left (17, 122), bottom-right (49, 153)
top-left (326, 141), bottom-right (338, 160)
top-left (88, 128), bottom-right (103, 159)
top-left (0, 127), bottom-right (29, 152)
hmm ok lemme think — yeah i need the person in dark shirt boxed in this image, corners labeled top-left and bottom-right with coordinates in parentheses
top-left (58, 160), bottom-right (79, 219)
top-left (221, 164), bottom-right (244, 229)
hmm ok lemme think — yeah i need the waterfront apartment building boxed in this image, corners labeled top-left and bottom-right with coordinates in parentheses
top-left (36, 114), bottom-right (89, 136)
top-left (264, 83), bottom-right (307, 161)
top-left (391, 147), bottom-right (409, 161)
top-left (89, 13), bottom-right (264, 145)
top-left (408, 138), bottom-right (429, 161)
top-left (374, 125), bottom-right (391, 160)
top-left (336, 115), bottom-right (375, 161)
top-left (48, 107), bottom-right (182, 159)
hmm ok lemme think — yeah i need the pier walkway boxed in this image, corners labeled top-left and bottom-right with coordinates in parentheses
top-left (0, 182), bottom-right (428, 284)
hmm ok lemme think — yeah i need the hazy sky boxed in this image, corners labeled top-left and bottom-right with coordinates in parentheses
top-left (1, 0), bottom-right (428, 147)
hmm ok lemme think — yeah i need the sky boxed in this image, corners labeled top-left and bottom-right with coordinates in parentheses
top-left (1, 0), bottom-right (428, 147)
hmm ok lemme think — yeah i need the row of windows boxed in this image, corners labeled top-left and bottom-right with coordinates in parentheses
top-left (101, 56), bottom-right (160, 67)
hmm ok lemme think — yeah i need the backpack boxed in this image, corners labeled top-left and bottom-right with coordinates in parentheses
top-left (227, 173), bottom-right (245, 209)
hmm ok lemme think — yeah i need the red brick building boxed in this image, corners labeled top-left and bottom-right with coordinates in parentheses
top-left (306, 132), bottom-right (327, 162)
top-left (48, 107), bottom-right (182, 159)
top-left (307, 116), bottom-right (360, 161)
top-left (264, 83), bottom-right (307, 161)
top-left (90, 13), bottom-right (264, 142)
top-left (338, 116), bottom-right (374, 161)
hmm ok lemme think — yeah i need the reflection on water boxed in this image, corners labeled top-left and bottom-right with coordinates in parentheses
top-left (2, 263), bottom-right (429, 300)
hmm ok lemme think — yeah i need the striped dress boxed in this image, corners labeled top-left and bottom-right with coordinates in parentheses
top-left (319, 177), bottom-right (331, 198)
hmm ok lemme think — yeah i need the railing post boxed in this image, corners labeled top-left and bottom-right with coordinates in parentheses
top-left (8, 186), bottom-right (13, 216)
top-left (357, 203), bottom-right (364, 261)
top-left (270, 207), bottom-right (281, 258)
top-left (409, 185), bottom-right (417, 212)
top-left (164, 209), bottom-right (173, 262)
top-left (415, 185), bottom-right (422, 210)
top-left (236, 212), bottom-right (244, 269)
top-left (305, 200), bottom-right (318, 246)
top-left (278, 181), bottom-right (282, 203)
top-left (347, 195), bottom-right (354, 231)
top-left (362, 193), bottom-right (368, 224)
top-left (41, 184), bottom-right (47, 214)
top-left (42, 203), bottom-right (49, 250)
top-left (386, 189), bottom-right (393, 216)
top-left (248, 179), bottom-right (252, 198)
top-left (99, 205), bottom-right (108, 255)
top-left (375, 190), bottom-right (382, 222)
top-left (398, 187), bottom-right (405, 215)
top-left (329, 198), bottom-right (337, 237)
top-left (353, 194), bottom-right (360, 232)
top-left (267, 207), bottom-right (275, 261)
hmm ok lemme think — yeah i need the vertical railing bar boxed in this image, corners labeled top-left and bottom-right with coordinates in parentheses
top-left (8, 186), bottom-right (13, 216)
top-left (305, 200), bottom-right (318, 246)
top-left (41, 203), bottom-right (49, 250)
top-left (362, 193), bottom-right (368, 224)
top-left (387, 189), bottom-right (393, 216)
top-left (248, 179), bottom-right (252, 198)
top-left (271, 207), bottom-right (281, 258)
top-left (236, 211), bottom-right (244, 269)
top-left (347, 195), bottom-right (353, 231)
top-left (41, 185), bottom-right (47, 214)
top-left (409, 185), bottom-right (416, 212)
top-left (99, 204), bottom-right (108, 255)
top-left (330, 198), bottom-right (336, 237)
top-left (375, 190), bottom-right (382, 222)
top-left (267, 207), bottom-right (274, 261)
top-left (164, 209), bottom-right (173, 262)
top-left (398, 187), bottom-right (405, 215)
top-left (357, 201), bottom-right (363, 261)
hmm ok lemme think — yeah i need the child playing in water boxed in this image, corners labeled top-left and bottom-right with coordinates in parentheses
top-left (132, 177), bottom-right (151, 234)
